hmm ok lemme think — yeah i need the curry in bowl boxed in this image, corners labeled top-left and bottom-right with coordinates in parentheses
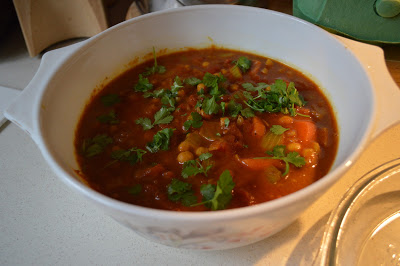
top-left (74, 47), bottom-right (338, 211)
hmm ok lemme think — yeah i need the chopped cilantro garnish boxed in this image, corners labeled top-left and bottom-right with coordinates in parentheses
top-left (227, 100), bottom-right (242, 117)
top-left (203, 72), bottom-right (226, 97)
top-left (270, 125), bottom-right (289, 135)
top-left (183, 112), bottom-right (203, 131)
top-left (240, 107), bottom-right (255, 118)
top-left (142, 47), bottom-right (166, 76)
top-left (221, 102), bottom-right (226, 115)
top-left (202, 96), bottom-right (220, 115)
top-left (136, 106), bottom-right (174, 130)
top-left (167, 179), bottom-right (197, 206)
top-left (227, 100), bottom-right (254, 118)
top-left (224, 118), bottom-right (230, 127)
top-left (242, 82), bottom-right (268, 93)
top-left (184, 77), bottom-right (202, 86)
top-left (153, 106), bottom-right (174, 125)
top-left (135, 117), bottom-right (153, 130)
top-left (100, 94), bottom-right (120, 107)
top-left (181, 152), bottom-right (213, 178)
top-left (192, 170), bottom-right (235, 211)
top-left (146, 128), bottom-right (174, 153)
top-left (141, 76), bottom-right (182, 108)
top-left (243, 79), bottom-right (307, 116)
top-left (110, 147), bottom-right (146, 165)
top-left (233, 56), bottom-right (252, 72)
top-left (134, 74), bottom-right (153, 92)
top-left (82, 134), bottom-right (113, 158)
top-left (255, 145), bottom-right (306, 176)
top-left (97, 110), bottom-right (119, 124)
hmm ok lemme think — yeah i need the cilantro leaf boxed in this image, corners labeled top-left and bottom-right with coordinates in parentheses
top-left (202, 72), bottom-right (226, 97)
top-left (233, 56), bottom-right (252, 72)
top-left (146, 128), bottom-right (174, 153)
top-left (135, 117), bottom-right (153, 130)
top-left (240, 107), bottom-right (255, 118)
top-left (167, 179), bottom-right (197, 206)
top-left (270, 125), bottom-right (289, 135)
top-left (227, 100), bottom-right (242, 117)
top-left (256, 145), bottom-right (306, 176)
top-left (82, 134), bottom-right (113, 158)
top-left (171, 76), bottom-right (184, 92)
top-left (202, 96), bottom-right (220, 115)
top-left (110, 147), bottom-right (146, 165)
top-left (136, 106), bottom-right (174, 130)
top-left (183, 112), bottom-right (203, 131)
top-left (134, 74), bottom-right (153, 92)
top-left (142, 47), bottom-right (166, 76)
top-left (142, 76), bottom-right (182, 109)
top-left (242, 82), bottom-right (268, 94)
top-left (100, 94), bottom-right (120, 107)
top-left (153, 106), bottom-right (174, 125)
top-left (181, 153), bottom-right (213, 178)
top-left (194, 170), bottom-right (235, 211)
top-left (185, 77), bottom-right (202, 86)
top-left (224, 118), bottom-right (230, 127)
top-left (97, 110), bottom-right (119, 124)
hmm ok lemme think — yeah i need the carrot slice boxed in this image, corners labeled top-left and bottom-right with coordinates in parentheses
top-left (294, 120), bottom-right (317, 143)
top-left (252, 117), bottom-right (266, 138)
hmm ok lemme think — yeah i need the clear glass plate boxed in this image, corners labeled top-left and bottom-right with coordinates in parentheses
top-left (315, 158), bottom-right (400, 265)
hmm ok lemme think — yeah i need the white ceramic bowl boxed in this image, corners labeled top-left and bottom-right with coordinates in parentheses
top-left (5, 5), bottom-right (400, 250)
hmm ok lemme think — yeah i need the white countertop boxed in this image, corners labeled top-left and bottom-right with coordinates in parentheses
top-left (1, 23), bottom-right (400, 266)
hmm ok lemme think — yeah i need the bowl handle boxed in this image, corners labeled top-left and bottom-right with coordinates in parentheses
top-left (335, 35), bottom-right (400, 140)
top-left (4, 41), bottom-right (84, 144)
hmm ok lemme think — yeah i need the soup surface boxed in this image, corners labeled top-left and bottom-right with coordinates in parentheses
top-left (75, 48), bottom-right (338, 211)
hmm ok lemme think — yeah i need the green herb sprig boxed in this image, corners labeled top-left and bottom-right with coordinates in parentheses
top-left (243, 79), bottom-right (307, 117)
top-left (192, 170), bottom-right (235, 211)
top-left (167, 179), bottom-right (197, 206)
top-left (255, 145), bottom-right (306, 176)
top-left (181, 152), bottom-right (213, 178)
top-left (82, 134), bottom-right (113, 158)
top-left (146, 128), bottom-right (175, 153)
top-left (183, 112), bottom-right (203, 131)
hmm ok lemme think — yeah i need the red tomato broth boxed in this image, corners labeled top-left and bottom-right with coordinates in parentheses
top-left (74, 48), bottom-right (339, 211)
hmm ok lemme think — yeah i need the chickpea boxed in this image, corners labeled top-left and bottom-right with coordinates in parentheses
top-left (302, 148), bottom-right (315, 158)
top-left (195, 147), bottom-right (209, 156)
top-left (286, 129), bottom-right (297, 137)
top-left (261, 68), bottom-right (268, 74)
top-left (312, 142), bottom-right (321, 153)
top-left (279, 115), bottom-right (293, 124)
top-left (202, 62), bottom-right (210, 67)
top-left (197, 83), bottom-right (205, 92)
top-left (177, 90), bottom-right (185, 97)
top-left (287, 142), bottom-right (301, 152)
top-left (237, 115), bottom-right (244, 126)
top-left (177, 151), bottom-right (194, 164)
top-left (266, 58), bottom-right (274, 67)
top-left (221, 68), bottom-right (228, 74)
top-left (178, 141), bottom-right (190, 152)
top-left (230, 84), bottom-right (239, 91)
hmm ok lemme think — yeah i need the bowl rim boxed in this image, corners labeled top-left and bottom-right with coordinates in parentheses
top-left (36, 4), bottom-right (375, 221)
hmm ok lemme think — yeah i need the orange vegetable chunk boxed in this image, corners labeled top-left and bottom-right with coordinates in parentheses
top-left (251, 117), bottom-right (266, 138)
top-left (294, 120), bottom-right (317, 143)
